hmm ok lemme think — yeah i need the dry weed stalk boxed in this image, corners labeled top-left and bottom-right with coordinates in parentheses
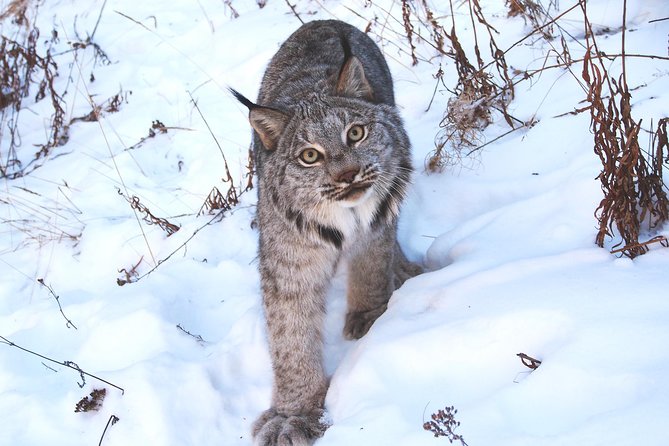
top-left (0, 335), bottom-right (125, 394)
top-left (0, 0), bottom-right (30, 24)
top-left (117, 256), bottom-right (144, 286)
top-left (99, 415), bottom-right (120, 446)
top-left (581, 1), bottom-right (669, 258)
top-left (37, 278), bottom-right (77, 329)
top-left (116, 188), bottom-right (180, 237)
top-left (198, 186), bottom-right (237, 216)
top-left (189, 91), bottom-right (244, 216)
top-left (1, 28), bottom-right (65, 178)
top-left (505, 0), bottom-right (557, 40)
top-left (400, 0), bottom-right (419, 65)
top-left (427, 0), bottom-right (517, 171)
top-left (423, 405), bottom-right (468, 445)
top-left (1, 0), bottom-right (114, 179)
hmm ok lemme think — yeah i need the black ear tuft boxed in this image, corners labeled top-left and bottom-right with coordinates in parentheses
top-left (229, 87), bottom-right (288, 151)
top-left (229, 87), bottom-right (256, 109)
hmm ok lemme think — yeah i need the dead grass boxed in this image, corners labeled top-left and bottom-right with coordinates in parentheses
top-left (116, 188), bottom-right (180, 237)
top-left (423, 0), bottom-right (517, 171)
top-left (1, 27), bottom-right (65, 178)
top-left (581, 0), bottom-right (669, 258)
top-left (398, 0), bottom-right (668, 257)
top-left (3, 0), bottom-right (668, 264)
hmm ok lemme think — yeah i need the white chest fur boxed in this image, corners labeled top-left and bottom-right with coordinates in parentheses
top-left (316, 188), bottom-right (380, 242)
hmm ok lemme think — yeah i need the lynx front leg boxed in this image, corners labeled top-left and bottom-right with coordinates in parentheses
top-left (343, 227), bottom-right (396, 340)
top-left (253, 252), bottom-right (335, 445)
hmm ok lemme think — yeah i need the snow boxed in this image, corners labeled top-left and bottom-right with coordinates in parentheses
top-left (2, 0), bottom-right (669, 445)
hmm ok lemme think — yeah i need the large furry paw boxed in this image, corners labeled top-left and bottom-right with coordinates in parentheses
top-left (253, 408), bottom-right (328, 446)
top-left (343, 305), bottom-right (386, 340)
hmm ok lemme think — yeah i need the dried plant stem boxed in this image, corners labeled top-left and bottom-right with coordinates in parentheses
top-left (0, 335), bottom-right (125, 394)
top-left (581, 0), bottom-right (669, 257)
top-left (423, 405), bottom-right (468, 445)
top-left (98, 415), bottom-right (120, 446)
top-left (71, 57), bottom-right (158, 266)
top-left (37, 278), bottom-right (77, 329)
top-left (188, 90), bottom-right (240, 208)
top-left (134, 207), bottom-right (229, 283)
top-left (284, 0), bottom-right (304, 24)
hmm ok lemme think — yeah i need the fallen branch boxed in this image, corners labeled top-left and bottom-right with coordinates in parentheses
top-left (0, 335), bottom-right (125, 394)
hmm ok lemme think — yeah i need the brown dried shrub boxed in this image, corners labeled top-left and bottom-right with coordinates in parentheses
top-left (581, 2), bottom-right (669, 258)
top-left (426, 0), bottom-right (516, 171)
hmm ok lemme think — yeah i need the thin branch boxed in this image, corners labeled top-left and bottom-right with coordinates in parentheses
top-left (482, 1), bottom-right (583, 73)
top-left (0, 335), bottom-right (125, 394)
top-left (37, 278), bottom-right (77, 329)
top-left (284, 0), bottom-right (304, 24)
top-left (90, 0), bottom-right (108, 40)
top-left (98, 415), bottom-right (120, 446)
top-left (465, 124), bottom-right (529, 156)
top-left (134, 207), bottom-right (230, 282)
top-left (188, 91), bottom-right (233, 181)
top-left (621, 0), bottom-right (628, 86)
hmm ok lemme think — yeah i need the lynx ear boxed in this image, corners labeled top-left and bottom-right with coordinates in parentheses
top-left (249, 107), bottom-right (289, 151)
top-left (230, 88), bottom-right (288, 151)
top-left (336, 56), bottom-right (374, 101)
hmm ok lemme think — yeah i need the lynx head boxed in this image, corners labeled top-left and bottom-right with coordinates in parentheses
top-left (231, 53), bottom-right (412, 235)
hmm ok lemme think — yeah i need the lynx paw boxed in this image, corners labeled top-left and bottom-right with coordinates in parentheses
top-left (343, 306), bottom-right (386, 340)
top-left (253, 408), bottom-right (328, 446)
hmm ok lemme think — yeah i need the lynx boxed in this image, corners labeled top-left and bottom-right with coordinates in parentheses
top-left (231, 19), bottom-right (422, 445)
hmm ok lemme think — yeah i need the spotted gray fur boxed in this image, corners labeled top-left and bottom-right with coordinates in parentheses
top-left (232, 20), bottom-right (422, 446)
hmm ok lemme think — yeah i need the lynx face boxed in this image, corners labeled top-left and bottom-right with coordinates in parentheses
top-left (268, 96), bottom-right (411, 236)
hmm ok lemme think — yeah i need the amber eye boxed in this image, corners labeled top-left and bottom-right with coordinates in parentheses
top-left (299, 148), bottom-right (322, 165)
top-left (346, 125), bottom-right (366, 144)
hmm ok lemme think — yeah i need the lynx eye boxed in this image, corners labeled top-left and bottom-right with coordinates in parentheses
top-left (298, 148), bottom-right (322, 166)
top-left (346, 125), bottom-right (366, 144)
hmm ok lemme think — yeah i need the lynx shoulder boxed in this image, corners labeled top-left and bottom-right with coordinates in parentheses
top-left (231, 19), bottom-right (422, 446)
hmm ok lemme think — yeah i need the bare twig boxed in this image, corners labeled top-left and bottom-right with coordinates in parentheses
top-left (517, 352), bottom-right (542, 369)
top-left (0, 335), bottom-right (125, 394)
top-left (116, 188), bottom-right (180, 237)
top-left (284, 0), bottom-right (304, 24)
top-left (134, 207), bottom-right (230, 283)
top-left (176, 324), bottom-right (207, 344)
top-left (37, 278), bottom-right (77, 329)
top-left (189, 90), bottom-right (240, 207)
top-left (90, 0), bottom-right (108, 41)
top-left (117, 256), bottom-right (144, 286)
top-left (98, 415), bottom-right (120, 446)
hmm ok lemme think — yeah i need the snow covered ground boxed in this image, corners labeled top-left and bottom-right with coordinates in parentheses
top-left (2, 0), bottom-right (669, 445)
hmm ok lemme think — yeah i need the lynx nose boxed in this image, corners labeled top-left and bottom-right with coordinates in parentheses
top-left (335, 167), bottom-right (359, 184)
